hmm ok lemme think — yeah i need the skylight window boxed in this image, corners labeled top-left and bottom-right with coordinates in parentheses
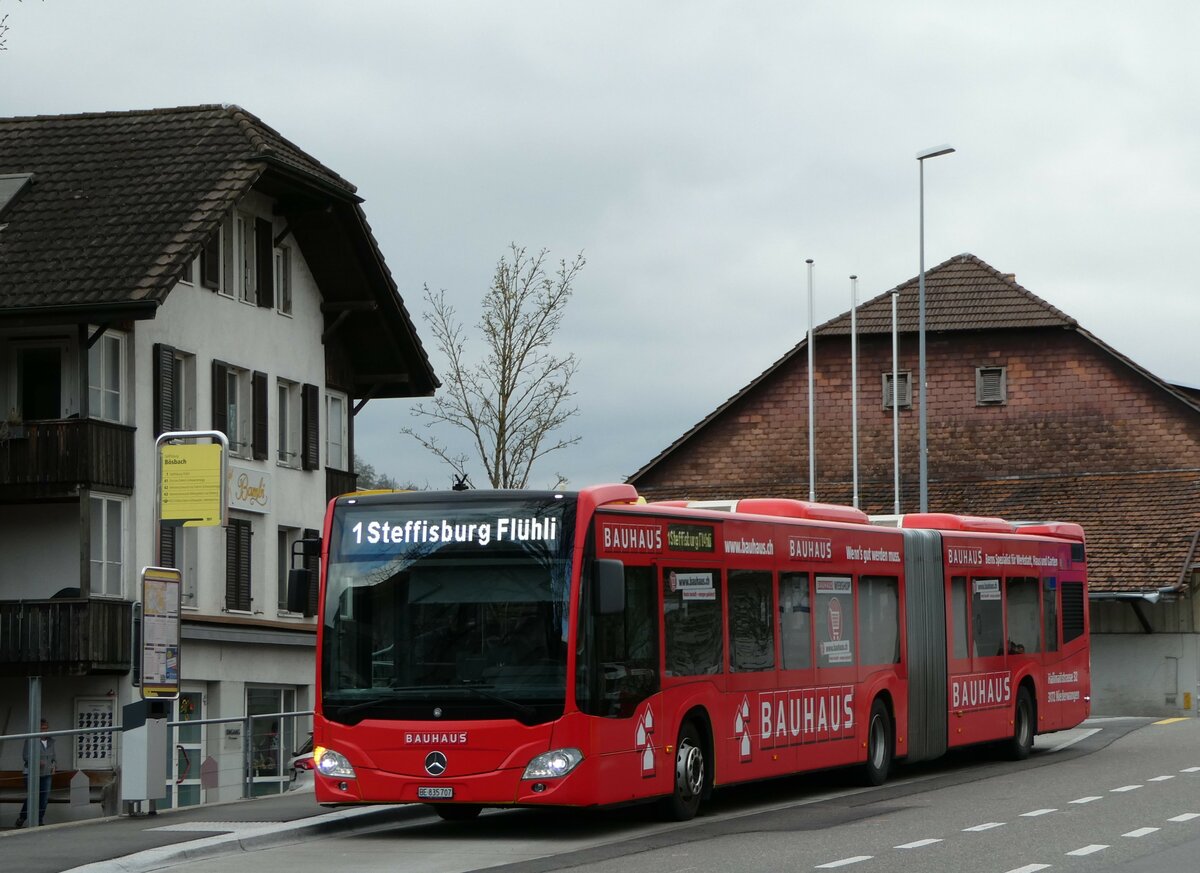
top-left (0, 173), bottom-right (33, 220)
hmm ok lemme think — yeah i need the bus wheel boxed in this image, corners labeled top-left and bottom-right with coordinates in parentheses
top-left (1006, 688), bottom-right (1035, 761)
top-left (432, 804), bottom-right (482, 821)
top-left (660, 721), bottom-right (706, 821)
top-left (861, 698), bottom-right (892, 786)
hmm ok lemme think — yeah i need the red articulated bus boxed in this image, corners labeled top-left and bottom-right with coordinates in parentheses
top-left (297, 484), bottom-right (1089, 821)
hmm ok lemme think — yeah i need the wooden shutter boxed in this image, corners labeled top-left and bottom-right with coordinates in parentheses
top-left (200, 233), bottom-right (220, 290)
top-left (225, 518), bottom-right (252, 612)
top-left (301, 383), bottom-right (320, 471)
top-left (153, 343), bottom-right (177, 436)
top-left (252, 371), bottom-right (268, 460)
top-left (256, 218), bottom-right (274, 309)
top-left (212, 361), bottom-right (229, 437)
top-left (303, 527), bottom-right (320, 618)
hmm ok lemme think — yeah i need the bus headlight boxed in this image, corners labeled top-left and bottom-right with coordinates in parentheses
top-left (314, 746), bottom-right (356, 779)
top-left (522, 748), bottom-right (583, 780)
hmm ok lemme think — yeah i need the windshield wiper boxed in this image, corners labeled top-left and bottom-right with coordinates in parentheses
top-left (393, 683), bottom-right (538, 723)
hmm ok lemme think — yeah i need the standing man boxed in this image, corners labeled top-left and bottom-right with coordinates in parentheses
top-left (15, 718), bottom-right (56, 828)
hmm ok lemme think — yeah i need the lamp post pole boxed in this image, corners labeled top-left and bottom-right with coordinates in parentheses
top-left (916, 144), bottom-right (954, 513)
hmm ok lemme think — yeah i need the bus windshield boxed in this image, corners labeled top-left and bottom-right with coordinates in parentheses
top-left (322, 494), bottom-right (575, 725)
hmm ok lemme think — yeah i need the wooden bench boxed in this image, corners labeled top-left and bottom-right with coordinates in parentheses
top-left (0, 769), bottom-right (116, 805)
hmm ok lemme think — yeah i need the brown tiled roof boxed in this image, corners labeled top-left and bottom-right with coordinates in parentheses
top-left (821, 253), bottom-right (1076, 335)
top-left (0, 105), bottom-right (437, 397)
top-left (0, 104), bottom-right (356, 317)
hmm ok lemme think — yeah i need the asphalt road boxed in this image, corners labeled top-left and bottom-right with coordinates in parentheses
top-left (119, 716), bottom-right (1200, 873)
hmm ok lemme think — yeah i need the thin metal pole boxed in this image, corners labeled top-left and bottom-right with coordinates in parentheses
top-left (891, 289), bottom-right (901, 515)
top-left (918, 158), bottom-right (928, 513)
top-left (850, 275), bottom-right (859, 509)
top-left (27, 677), bottom-right (42, 827)
top-left (806, 259), bottom-right (816, 502)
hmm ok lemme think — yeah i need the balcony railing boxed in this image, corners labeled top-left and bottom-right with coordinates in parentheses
top-left (0, 597), bottom-right (133, 676)
top-left (0, 418), bottom-right (135, 499)
top-left (326, 467), bottom-right (358, 504)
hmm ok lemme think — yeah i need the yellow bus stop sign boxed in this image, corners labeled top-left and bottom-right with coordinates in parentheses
top-left (161, 443), bottom-right (223, 527)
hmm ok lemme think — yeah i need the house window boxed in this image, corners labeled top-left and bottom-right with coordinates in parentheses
top-left (160, 525), bottom-right (198, 608)
top-left (882, 371), bottom-right (912, 409)
top-left (154, 346), bottom-right (196, 435)
top-left (277, 379), bottom-right (300, 466)
top-left (90, 494), bottom-right (125, 598)
top-left (200, 231), bottom-right (221, 291)
top-left (14, 343), bottom-right (66, 420)
top-left (88, 332), bottom-right (125, 423)
top-left (226, 516), bottom-right (253, 612)
top-left (325, 392), bottom-right (348, 470)
top-left (976, 366), bottom-right (1007, 405)
top-left (233, 211), bottom-right (256, 304)
top-left (180, 256), bottom-right (195, 285)
top-left (274, 246), bottom-right (292, 316)
top-left (213, 362), bottom-right (263, 459)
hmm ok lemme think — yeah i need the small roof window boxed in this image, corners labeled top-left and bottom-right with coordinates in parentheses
top-left (0, 173), bottom-right (34, 220)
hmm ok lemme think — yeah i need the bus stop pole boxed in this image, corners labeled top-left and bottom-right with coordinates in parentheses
top-left (27, 676), bottom-right (42, 827)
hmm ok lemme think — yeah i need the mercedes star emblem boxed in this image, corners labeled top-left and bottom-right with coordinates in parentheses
top-left (424, 751), bottom-right (448, 776)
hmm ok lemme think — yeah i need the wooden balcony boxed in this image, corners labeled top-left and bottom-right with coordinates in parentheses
top-left (326, 467), bottom-right (359, 503)
top-left (0, 419), bottom-right (135, 500)
top-left (0, 597), bottom-right (133, 676)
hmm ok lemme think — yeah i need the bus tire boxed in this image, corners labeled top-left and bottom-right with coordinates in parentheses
top-left (861, 698), bottom-right (893, 786)
top-left (660, 720), bottom-right (706, 821)
top-left (432, 803), bottom-right (482, 821)
top-left (1006, 687), bottom-right (1035, 761)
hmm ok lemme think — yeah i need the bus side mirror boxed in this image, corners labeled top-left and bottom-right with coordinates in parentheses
top-left (287, 568), bottom-right (310, 615)
top-left (287, 536), bottom-right (322, 616)
top-left (595, 559), bottom-right (625, 615)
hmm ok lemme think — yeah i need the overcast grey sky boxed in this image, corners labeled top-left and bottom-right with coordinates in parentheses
top-left (4, 2), bottom-right (1198, 490)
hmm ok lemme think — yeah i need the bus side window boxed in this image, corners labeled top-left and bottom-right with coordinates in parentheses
top-left (663, 567), bottom-right (723, 677)
top-left (728, 569), bottom-right (774, 672)
top-left (579, 564), bottom-right (660, 718)
top-left (1043, 577), bottom-right (1059, 652)
top-left (859, 575), bottom-right (900, 665)
top-left (1005, 577), bottom-right (1040, 654)
top-left (950, 576), bottom-right (969, 660)
top-left (779, 572), bottom-right (812, 669)
top-left (971, 578), bottom-right (1003, 658)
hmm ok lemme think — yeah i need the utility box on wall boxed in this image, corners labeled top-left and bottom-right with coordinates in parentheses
top-left (120, 699), bottom-right (170, 803)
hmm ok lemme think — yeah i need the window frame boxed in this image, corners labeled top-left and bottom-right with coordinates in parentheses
top-left (12, 340), bottom-right (69, 421)
top-left (882, 371), bottom-right (913, 409)
top-left (325, 391), bottom-right (348, 471)
top-left (976, 365), bottom-right (1008, 405)
top-left (274, 245), bottom-right (292, 316)
top-left (88, 331), bottom-right (126, 424)
top-left (276, 378), bottom-right (301, 467)
top-left (89, 493), bottom-right (126, 599)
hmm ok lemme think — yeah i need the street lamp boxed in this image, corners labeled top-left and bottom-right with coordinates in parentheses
top-left (916, 144), bottom-right (954, 513)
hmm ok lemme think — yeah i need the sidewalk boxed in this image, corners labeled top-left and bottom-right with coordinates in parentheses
top-left (0, 788), bottom-right (423, 873)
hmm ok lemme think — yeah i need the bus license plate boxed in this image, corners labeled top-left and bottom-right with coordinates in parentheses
top-left (418, 786), bottom-right (454, 799)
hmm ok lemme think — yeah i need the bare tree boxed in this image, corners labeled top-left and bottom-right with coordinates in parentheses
top-left (403, 244), bottom-right (585, 489)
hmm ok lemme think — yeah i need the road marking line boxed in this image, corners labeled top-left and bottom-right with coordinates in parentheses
top-left (1070, 796), bottom-right (1102, 804)
top-left (1021, 808), bottom-right (1057, 817)
top-left (1111, 785), bottom-right (1142, 792)
top-left (1123, 827), bottom-right (1160, 838)
top-left (1153, 717), bottom-right (1188, 725)
top-left (1149, 775), bottom-right (1175, 782)
top-left (1167, 813), bottom-right (1200, 822)
top-left (1182, 767), bottom-right (1200, 773)
top-left (1003, 865), bottom-right (1051, 873)
top-left (895, 838), bottom-right (942, 849)
top-left (815, 857), bottom-right (873, 868)
top-left (1043, 726), bottom-right (1100, 751)
top-left (1067, 845), bottom-right (1108, 856)
top-left (963, 822), bottom-right (1005, 832)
